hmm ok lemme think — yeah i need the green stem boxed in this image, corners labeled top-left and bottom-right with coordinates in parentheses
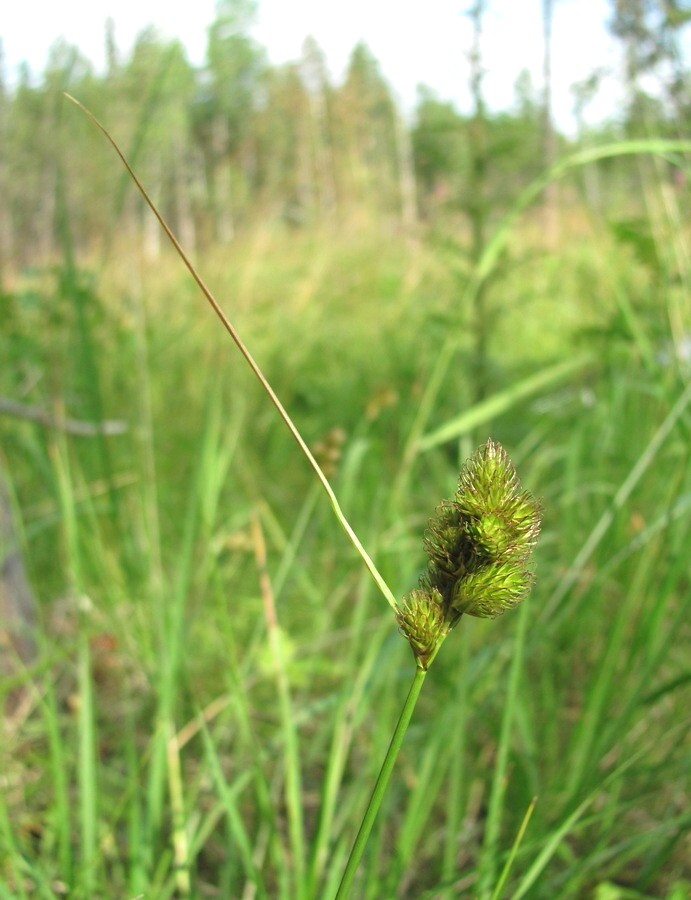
top-left (335, 665), bottom-right (427, 900)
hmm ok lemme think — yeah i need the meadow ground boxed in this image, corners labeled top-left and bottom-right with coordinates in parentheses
top-left (1, 200), bottom-right (690, 897)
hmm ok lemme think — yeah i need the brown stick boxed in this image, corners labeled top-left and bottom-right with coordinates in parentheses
top-left (0, 397), bottom-right (127, 436)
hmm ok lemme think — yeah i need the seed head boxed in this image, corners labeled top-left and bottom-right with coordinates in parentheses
top-left (396, 439), bottom-right (542, 667)
top-left (394, 588), bottom-right (447, 670)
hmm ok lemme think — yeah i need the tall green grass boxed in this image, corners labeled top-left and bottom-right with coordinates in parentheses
top-left (1, 146), bottom-right (690, 897)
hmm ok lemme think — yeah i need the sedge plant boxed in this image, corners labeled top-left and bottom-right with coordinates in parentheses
top-left (67, 94), bottom-right (542, 898)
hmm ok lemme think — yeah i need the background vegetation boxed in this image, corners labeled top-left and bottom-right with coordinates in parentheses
top-left (1, 0), bottom-right (690, 897)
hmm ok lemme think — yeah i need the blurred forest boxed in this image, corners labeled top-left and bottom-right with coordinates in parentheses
top-left (1, 0), bottom-right (690, 277)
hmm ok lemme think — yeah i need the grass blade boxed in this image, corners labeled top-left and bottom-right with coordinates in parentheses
top-left (417, 355), bottom-right (592, 452)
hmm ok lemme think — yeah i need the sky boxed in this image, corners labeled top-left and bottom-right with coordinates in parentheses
top-left (1, 0), bottom-right (628, 134)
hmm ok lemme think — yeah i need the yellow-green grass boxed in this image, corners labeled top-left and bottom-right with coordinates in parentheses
top-left (1, 205), bottom-right (689, 897)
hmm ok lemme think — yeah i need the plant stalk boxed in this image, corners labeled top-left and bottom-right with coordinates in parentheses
top-left (335, 665), bottom-right (428, 899)
top-left (64, 93), bottom-right (398, 614)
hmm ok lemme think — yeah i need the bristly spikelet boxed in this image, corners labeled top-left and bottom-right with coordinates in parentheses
top-left (394, 588), bottom-right (447, 670)
top-left (451, 560), bottom-right (535, 618)
top-left (398, 439), bottom-right (542, 666)
top-left (455, 438), bottom-right (520, 515)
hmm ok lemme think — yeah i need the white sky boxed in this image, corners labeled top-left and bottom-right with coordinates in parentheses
top-left (2, 0), bottom-right (628, 134)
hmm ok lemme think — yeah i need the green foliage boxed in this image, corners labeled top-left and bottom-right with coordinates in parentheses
top-left (412, 87), bottom-right (470, 196)
top-left (411, 81), bottom-right (561, 224)
top-left (2, 188), bottom-right (690, 895)
top-left (1, 23), bottom-right (691, 893)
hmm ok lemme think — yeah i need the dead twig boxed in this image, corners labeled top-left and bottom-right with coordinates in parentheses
top-left (0, 397), bottom-right (127, 437)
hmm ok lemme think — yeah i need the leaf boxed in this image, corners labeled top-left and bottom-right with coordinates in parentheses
top-left (417, 354), bottom-right (592, 452)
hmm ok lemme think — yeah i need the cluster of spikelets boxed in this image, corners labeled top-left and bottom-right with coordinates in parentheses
top-left (396, 439), bottom-right (542, 668)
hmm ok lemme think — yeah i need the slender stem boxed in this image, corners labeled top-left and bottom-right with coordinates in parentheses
top-left (477, 600), bottom-right (529, 897)
top-left (335, 665), bottom-right (427, 900)
top-left (64, 93), bottom-right (398, 614)
top-left (251, 513), bottom-right (305, 893)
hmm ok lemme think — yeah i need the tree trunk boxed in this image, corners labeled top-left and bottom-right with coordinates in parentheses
top-left (0, 471), bottom-right (38, 713)
top-left (542, 0), bottom-right (559, 244)
top-left (468, 0), bottom-right (489, 404)
top-left (174, 138), bottom-right (196, 254)
top-left (395, 104), bottom-right (418, 233)
top-left (142, 161), bottom-right (162, 261)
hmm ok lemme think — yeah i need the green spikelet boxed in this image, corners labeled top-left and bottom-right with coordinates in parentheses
top-left (396, 439), bottom-right (542, 666)
top-left (394, 588), bottom-right (447, 670)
